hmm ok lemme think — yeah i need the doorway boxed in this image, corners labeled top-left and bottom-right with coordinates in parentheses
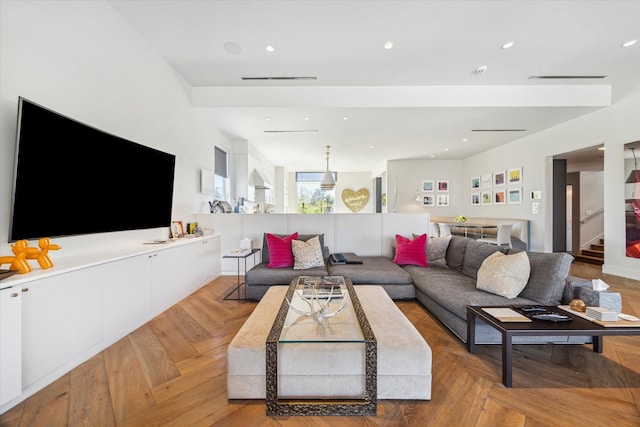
top-left (552, 144), bottom-right (604, 258)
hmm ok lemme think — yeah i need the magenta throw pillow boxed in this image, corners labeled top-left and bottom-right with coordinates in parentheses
top-left (393, 233), bottom-right (428, 267)
top-left (266, 232), bottom-right (299, 268)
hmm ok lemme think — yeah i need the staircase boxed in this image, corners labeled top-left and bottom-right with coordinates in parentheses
top-left (574, 239), bottom-right (604, 265)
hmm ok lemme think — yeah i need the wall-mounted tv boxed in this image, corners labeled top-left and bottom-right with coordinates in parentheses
top-left (10, 97), bottom-right (176, 242)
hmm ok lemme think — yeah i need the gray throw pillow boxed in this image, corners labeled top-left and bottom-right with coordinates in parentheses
top-left (462, 239), bottom-right (509, 279)
top-left (425, 235), bottom-right (451, 268)
top-left (517, 251), bottom-right (573, 305)
top-left (445, 235), bottom-right (469, 271)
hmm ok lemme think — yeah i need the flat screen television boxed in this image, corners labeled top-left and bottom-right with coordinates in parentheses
top-left (9, 97), bottom-right (176, 242)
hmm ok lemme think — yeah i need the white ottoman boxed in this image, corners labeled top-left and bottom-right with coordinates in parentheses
top-left (227, 285), bottom-right (432, 400)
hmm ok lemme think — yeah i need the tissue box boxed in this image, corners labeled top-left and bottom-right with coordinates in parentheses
top-left (577, 288), bottom-right (622, 313)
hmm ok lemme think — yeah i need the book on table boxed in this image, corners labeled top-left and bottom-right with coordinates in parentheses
top-left (481, 307), bottom-right (532, 322)
top-left (298, 275), bottom-right (345, 298)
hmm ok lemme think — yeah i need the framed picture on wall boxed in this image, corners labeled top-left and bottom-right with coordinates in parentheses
top-left (471, 192), bottom-right (481, 205)
top-left (437, 180), bottom-right (449, 192)
top-left (494, 189), bottom-right (506, 205)
top-left (481, 191), bottom-right (493, 205)
top-left (422, 180), bottom-right (435, 192)
top-left (494, 170), bottom-right (506, 186)
top-left (481, 173), bottom-right (492, 188)
top-left (471, 176), bottom-right (480, 190)
top-left (508, 167), bottom-right (523, 185)
top-left (422, 193), bottom-right (435, 207)
top-left (508, 187), bottom-right (522, 204)
top-left (436, 193), bottom-right (450, 207)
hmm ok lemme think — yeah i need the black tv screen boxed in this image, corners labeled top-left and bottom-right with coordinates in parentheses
top-left (10, 97), bottom-right (176, 242)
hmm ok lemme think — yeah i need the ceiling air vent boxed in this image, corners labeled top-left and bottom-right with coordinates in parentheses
top-left (264, 130), bottom-right (319, 133)
top-left (242, 76), bottom-right (317, 81)
top-left (471, 129), bottom-right (527, 132)
top-left (528, 75), bottom-right (606, 79)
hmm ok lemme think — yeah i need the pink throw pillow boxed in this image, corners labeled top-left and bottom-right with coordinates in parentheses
top-left (393, 233), bottom-right (428, 267)
top-left (266, 232), bottom-right (299, 268)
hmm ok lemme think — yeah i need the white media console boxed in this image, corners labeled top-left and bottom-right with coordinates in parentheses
top-left (0, 234), bottom-right (221, 413)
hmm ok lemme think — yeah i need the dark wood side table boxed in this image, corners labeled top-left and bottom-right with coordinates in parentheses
top-left (467, 305), bottom-right (640, 387)
top-left (222, 248), bottom-right (260, 300)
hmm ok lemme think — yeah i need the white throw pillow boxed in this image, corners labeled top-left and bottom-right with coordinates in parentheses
top-left (476, 251), bottom-right (531, 298)
top-left (292, 236), bottom-right (324, 270)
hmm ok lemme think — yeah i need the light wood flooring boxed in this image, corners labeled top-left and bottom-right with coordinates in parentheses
top-left (1, 262), bottom-right (639, 426)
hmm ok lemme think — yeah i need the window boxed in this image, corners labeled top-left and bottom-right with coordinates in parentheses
top-left (214, 146), bottom-right (229, 201)
top-left (296, 172), bottom-right (336, 213)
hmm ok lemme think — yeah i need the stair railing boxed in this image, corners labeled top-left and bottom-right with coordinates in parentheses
top-left (579, 207), bottom-right (604, 225)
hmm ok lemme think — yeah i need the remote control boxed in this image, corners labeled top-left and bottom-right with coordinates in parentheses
top-left (519, 306), bottom-right (546, 312)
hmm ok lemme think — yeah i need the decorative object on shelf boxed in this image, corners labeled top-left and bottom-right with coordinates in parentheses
top-left (286, 279), bottom-right (348, 324)
top-left (209, 199), bottom-right (233, 213)
top-left (455, 215), bottom-right (467, 226)
top-left (342, 188), bottom-right (370, 212)
top-left (170, 221), bottom-right (184, 238)
top-left (0, 240), bottom-right (39, 274)
top-left (320, 145), bottom-right (336, 190)
top-left (30, 237), bottom-right (61, 269)
top-left (569, 299), bottom-right (587, 312)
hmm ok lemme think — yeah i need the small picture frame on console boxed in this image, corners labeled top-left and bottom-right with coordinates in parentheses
top-left (171, 221), bottom-right (184, 238)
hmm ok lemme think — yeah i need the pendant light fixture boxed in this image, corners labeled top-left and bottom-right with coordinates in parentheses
top-left (321, 145), bottom-right (336, 190)
top-left (626, 147), bottom-right (640, 184)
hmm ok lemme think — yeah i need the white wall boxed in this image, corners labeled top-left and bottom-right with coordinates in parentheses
top-left (466, 77), bottom-right (640, 279)
top-left (386, 160), bottom-right (464, 215)
top-left (385, 80), bottom-right (639, 280)
top-left (0, 1), bottom-right (229, 255)
top-left (580, 171), bottom-right (605, 249)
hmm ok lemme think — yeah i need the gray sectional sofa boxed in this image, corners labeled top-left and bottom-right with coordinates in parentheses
top-left (244, 233), bottom-right (591, 345)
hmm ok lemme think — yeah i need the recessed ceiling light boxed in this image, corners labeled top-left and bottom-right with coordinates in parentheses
top-left (462, 138), bottom-right (469, 142)
top-left (265, 116), bottom-right (271, 121)
top-left (474, 65), bottom-right (488, 74)
top-left (223, 41), bottom-right (242, 55)
top-left (369, 145), bottom-right (375, 149)
top-left (444, 148), bottom-right (449, 151)
top-left (303, 117), bottom-right (310, 121)
top-left (265, 45), bottom-right (275, 53)
top-left (342, 116), bottom-right (349, 121)
top-left (430, 155), bottom-right (436, 158)
top-left (501, 41), bottom-right (515, 49)
top-left (622, 39), bottom-right (638, 48)
top-left (383, 41), bottom-right (394, 50)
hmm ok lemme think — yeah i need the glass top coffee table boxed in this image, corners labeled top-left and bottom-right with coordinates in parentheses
top-left (265, 276), bottom-right (376, 416)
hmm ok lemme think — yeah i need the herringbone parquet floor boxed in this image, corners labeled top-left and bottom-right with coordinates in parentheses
top-left (1, 262), bottom-right (639, 426)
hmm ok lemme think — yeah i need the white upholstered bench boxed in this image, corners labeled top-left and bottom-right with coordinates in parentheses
top-left (227, 285), bottom-right (432, 400)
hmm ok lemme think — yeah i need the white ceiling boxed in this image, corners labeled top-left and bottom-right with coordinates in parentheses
top-left (108, 0), bottom-right (640, 173)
